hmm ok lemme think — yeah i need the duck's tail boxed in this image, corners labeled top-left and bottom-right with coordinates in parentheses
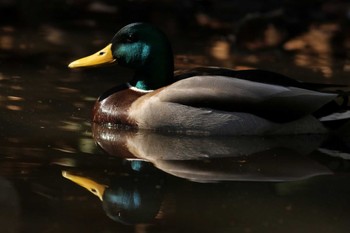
top-left (317, 91), bottom-right (350, 134)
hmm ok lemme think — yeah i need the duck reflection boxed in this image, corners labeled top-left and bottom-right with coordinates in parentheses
top-left (91, 123), bottom-right (332, 182)
top-left (62, 126), bottom-right (350, 228)
top-left (63, 161), bottom-right (165, 225)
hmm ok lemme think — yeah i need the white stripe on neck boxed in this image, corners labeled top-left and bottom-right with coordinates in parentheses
top-left (127, 83), bottom-right (154, 93)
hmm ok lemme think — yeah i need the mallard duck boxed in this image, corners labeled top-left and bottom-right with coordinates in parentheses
top-left (68, 22), bottom-right (350, 135)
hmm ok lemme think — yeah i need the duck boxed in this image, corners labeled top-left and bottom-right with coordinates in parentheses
top-left (68, 22), bottom-right (350, 135)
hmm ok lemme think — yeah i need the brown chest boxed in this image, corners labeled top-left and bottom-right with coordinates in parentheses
top-left (92, 88), bottom-right (145, 126)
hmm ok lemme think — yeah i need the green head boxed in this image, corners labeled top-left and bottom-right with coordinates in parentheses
top-left (69, 23), bottom-right (174, 91)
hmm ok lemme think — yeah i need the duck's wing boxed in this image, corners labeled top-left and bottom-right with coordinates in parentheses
top-left (157, 75), bottom-right (337, 123)
top-left (174, 67), bottom-right (345, 90)
top-left (175, 67), bottom-right (300, 86)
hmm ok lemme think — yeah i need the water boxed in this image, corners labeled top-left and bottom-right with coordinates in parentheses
top-left (1, 1), bottom-right (350, 233)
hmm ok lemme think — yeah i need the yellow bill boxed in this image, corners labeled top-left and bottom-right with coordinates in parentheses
top-left (62, 171), bottom-right (107, 201)
top-left (68, 43), bottom-right (116, 68)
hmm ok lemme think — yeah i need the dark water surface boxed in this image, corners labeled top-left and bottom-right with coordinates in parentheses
top-left (2, 1), bottom-right (350, 233)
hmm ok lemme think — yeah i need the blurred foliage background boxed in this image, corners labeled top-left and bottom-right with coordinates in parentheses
top-left (1, 0), bottom-right (350, 74)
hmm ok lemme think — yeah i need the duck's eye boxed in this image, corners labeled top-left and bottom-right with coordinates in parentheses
top-left (125, 34), bottom-right (138, 43)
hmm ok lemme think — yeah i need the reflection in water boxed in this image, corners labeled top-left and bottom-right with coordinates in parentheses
top-left (63, 164), bottom-right (165, 225)
top-left (92, 124), bottom-right (336, 182)
top-left (56, 124), bottom-right (350, 226)
top-left (61, 144), bottom-right (350, 230)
